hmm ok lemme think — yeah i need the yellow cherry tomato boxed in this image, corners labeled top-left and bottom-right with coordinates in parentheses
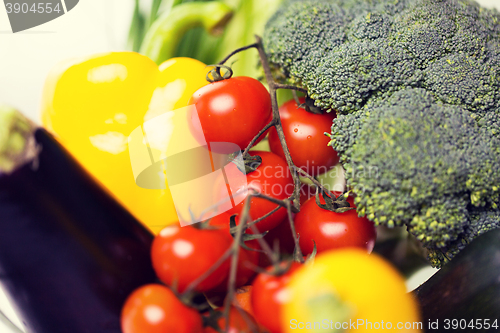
top-left (282, 249), bottom-right (422, 333)
top-left (41, 53), bottom-right (210, 234)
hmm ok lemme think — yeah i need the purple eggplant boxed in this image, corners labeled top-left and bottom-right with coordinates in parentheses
top-left (0, 106), bottom-right (156, 333)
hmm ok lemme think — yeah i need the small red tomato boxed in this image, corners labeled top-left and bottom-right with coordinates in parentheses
top-left (151, 225), bottom-right (232, 293)
top-left (294, 194), bottom-right (376, 255)
top-left (269, 98), bottom-right (339, 176)
top-left (214, 151), bottom-right (294, 233)
top-left (121, 284), bottom-right (203, 333)
top-left (204, 306), bottom-right (261, 333)
top-left (251, 262), bottom-right (303, 333)
top-left (189, 76), bottom-right (271, 153)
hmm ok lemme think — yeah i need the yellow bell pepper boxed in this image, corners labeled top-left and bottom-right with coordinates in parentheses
top-left (41, 53), bottom-right (210, 234)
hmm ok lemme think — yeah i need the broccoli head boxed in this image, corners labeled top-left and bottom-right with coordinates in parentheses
top-left (332, 89), bottom-right (500, 263)
top-left (264, 0), bottom-right (500, 115)
top-left (263, 0), bottom-right (500, 266)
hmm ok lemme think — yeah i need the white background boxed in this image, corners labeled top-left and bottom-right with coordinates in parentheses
top-left (1, 0), bottom-right (500, 332)
top-left (1, 0), bottom-right (499, 123)
top-left (0, 0), bottom-right (138, 122)
top-left (1, 0), bottom-right (499, 121)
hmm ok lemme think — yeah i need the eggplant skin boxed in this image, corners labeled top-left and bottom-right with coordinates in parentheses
top-left (0, 129), bottom-right (156, 333)
top-left (414, 229), bottom-right (500, 331)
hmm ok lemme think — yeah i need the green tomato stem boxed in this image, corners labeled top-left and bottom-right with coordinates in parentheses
top-left (141, 2), bottom-right (233, 65)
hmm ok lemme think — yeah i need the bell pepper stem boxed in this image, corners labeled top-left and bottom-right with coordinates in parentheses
top-left (0, 105), bottom-right (37, 174)
top-left (148, 0), bottom-right (164, 27)
top-left (141, 1), bottom-right (233, 65)
top-left (141, 1), bottom-right (233, 64)
top-left (148, 0), bottom-right (183, 28)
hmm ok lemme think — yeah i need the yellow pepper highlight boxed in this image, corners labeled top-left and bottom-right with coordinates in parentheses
top-left (41, 52), bottom-right (210, 234)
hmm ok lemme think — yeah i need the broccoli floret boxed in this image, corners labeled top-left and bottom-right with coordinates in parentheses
top-left (264, 0), bottom-right (500, 267)
top-left (478, 111), bottom-right (500, 140)
top-left (263, 0), bottom-right (347, 80)
top-left (427, 207), bottom-right (500, 266)
top-left (306, 40), bottom-right (422, 112)
top-left (264, 0), bottom-right (500, 114)
top-left (422, 54), bottom-right (500, 118)
top-left (332, 89), bottom-right (500, 266)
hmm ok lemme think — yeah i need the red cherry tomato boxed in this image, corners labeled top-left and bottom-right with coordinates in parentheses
top-left (294, 194), bottom-right (376, 255)
top-left (204, 306), bottom-right (260, 333)
top-left (269, 98), bottom-right (339, 176)
top-left (121, 284), bottom-right (203, 333)
top-left (251, 262), bottom-right (303, 333)
top-left (151, 225), bottom-right (232, 293)
top-left (189, 76), bottom-right (272, 153)
top-left (214, 151), bottom-right (294, 233)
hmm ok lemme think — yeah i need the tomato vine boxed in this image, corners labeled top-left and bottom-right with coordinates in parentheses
top-left (202, 36), bottom-right (351, 330)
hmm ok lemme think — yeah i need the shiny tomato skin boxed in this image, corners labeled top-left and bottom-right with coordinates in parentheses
top-left (294, 195), bottom-right (376, 255)
top-left (214, 151), bottom-right (294, 233)
top-left (121, 284), bottom-right (203, 333)
top-left (151, 225), bottom-right (232, 293)
top-left (269, 98), bottom-right (339, 176)
top-left (189, 76), bottom-right (271, 152)
top-left (251, 262), bottom-right (303, 333)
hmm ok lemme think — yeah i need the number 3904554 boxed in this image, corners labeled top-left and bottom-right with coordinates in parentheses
top-left (5, 3), bottom-right (62, 14)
